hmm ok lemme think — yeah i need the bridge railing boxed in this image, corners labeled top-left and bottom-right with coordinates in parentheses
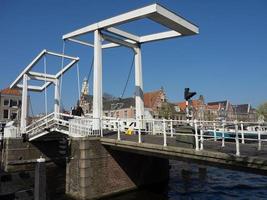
top-left (101, 118), bottom-right (267, 157)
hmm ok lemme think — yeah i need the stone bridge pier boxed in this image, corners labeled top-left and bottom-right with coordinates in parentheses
top-left (66, 138), bottom-right (169, 200)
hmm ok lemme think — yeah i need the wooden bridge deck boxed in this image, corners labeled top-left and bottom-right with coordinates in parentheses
top-left (100, 132), bottom-right (267, 175)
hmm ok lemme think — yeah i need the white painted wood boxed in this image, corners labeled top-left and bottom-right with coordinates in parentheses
top-left (102, 33), bottom-right (138, 49)
top-left (67, 38), bottom-right (94, 47)
top-left (46, 50), bottom-right (79, 60)
top-left (20, 74), bottom-right (28, 133)
top-left (134, 47), bottom-right (144, 121)
top-left (140, 30), bottom-right (181, 43)
top-left (54, 78), bottom-right (60, 117)
top-left (93, 30), bottom-right (103, 131)
top-left (10, 50), bottom-right (46, 88)
top-left (105, 27), bottom-right (140, 42)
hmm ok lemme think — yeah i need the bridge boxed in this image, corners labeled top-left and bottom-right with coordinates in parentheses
top-left (7, 110), bottom-right (267, 174)
top-left (3, 3), bottom-right (267, 200)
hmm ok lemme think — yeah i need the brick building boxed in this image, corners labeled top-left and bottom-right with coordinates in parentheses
top-left (0, 88), bottom-right (22, 123)
top-left (232, 104), bottom-right (257, 121)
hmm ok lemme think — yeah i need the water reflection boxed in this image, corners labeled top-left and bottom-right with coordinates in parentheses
top-left (105, 160), bottom-right (267, 200)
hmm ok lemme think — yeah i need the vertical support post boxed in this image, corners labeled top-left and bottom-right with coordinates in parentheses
top-left (34, 157), bottom-right (46, 200)
top-left (200, 124), bottom-right (204, 150)
top-left (240, 121), bottom-right (245, 144)
top-left (235, 121), bottom-right (240, 156)
top-left (163, 119), bottom-right (167, 147)
top-left (117, 119), bottom-right (121, 141)
top-left (213, 122), bottom-right (217, 141)
top-left (138, 119), bottom-right (142, 143)
top-left (152, 119), bottom-right (155, 135)
top-left (20, 74), bottom-right (28, 133)
top-left (258, 124), bottom-right (262, 151)
top-left (93, 29), bottom-right (102, 132)
top-left (54, 78), bottom-right (60, 119)
top-left (100, 118), bottom-right (103, 137)
top-left (185, 100), bottom-right (189, 119)
top-left (134, 46), bottom-right (144, 128)
top-left (170, 120), bottom-right (174, 137)
top-left (222, 123), bottom-right (225, 147)
top-left (194, 119), bottom-right (199, 151)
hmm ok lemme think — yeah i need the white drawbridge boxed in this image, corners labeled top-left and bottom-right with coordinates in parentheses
top-left (9, 4), bottom-right (199, 140)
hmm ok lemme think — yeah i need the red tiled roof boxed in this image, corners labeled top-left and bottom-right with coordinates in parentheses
top-left (0, 88), bottom-right (21, 96)
top-left (144, 90), bottom-right (162, 108)
top-left (176, 100), bottom-right (204, 111)
top-left (206, 104), bottom-right (219, 110)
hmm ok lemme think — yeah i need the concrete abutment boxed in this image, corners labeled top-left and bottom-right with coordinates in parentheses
top-left (66, 137), bottom-right (169, 200)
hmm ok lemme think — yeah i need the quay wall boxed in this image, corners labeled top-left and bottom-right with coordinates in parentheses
top-left (1, 137), bottom-right (67, 172)
top-left (66, 137), bottom-right (169, 200)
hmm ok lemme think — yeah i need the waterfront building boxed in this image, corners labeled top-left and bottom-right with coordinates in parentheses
top-left (232, 104), bottom-right (257, 121)
top-left (79, 78), bottom-right (92, 114)
top-left (176, 95), bottom-right (206, 120)
top-left (0, 88), bottom-right (22, 123)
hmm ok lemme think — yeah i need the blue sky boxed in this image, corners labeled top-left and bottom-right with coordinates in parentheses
top-left (0, 0), bottom-right (267, 114)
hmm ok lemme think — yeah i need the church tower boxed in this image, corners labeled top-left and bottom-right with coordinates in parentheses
top-left (81, 77), bottom-right (89, 96)
top-left (79, 77), bottom-right (91, 114)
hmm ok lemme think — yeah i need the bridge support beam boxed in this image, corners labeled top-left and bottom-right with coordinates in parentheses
top-left (54, 78), bottom-right (60, 117)
top-left (93, 29), bottom-right (102, 132)
top-left (20, 74), bottom-right (28, 133)
top-left (134, 46), bottom-right (145, 124)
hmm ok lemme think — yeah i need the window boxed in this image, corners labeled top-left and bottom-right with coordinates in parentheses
top-left (124, 110), bottom-right (128, 118)
top-left (10, 100), bottom-right (17, 107)
top-left (3, 110), bottom-right (9, 119)
top-left (11, 113), bottom-right (17, 120)
top-left (4, 99), bottom-right (9, 106)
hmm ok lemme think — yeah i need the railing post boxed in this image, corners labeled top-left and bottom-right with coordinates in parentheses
top-left (34, 157), bottom-right (46, 200)
top-left (200, 123), bottom-right (204, 150)
top-left (163, 119), bottom-right (167, 147)
top-left (222, 122), bottom-right (225, 147)
top-left (170, 120), bottom-right (174, 138)
top-left (235, 120), bottom-right (240, 156)
top-left (240, 121), bottom-right (245, 144)
top-left (117, 119), bottom-right (121, 141)
top-left (152, 119), bottom-right (156, 135)
top-left (194, 119), bottom-right (199, 151)
top-left (213, 122), bottom-right (217, 141)
top-left (138, 119), bottom-right (142, 143)
top-left (258, 124), bottom-right (262, 151)
top-left (100, 118), bottom-right (103, 137)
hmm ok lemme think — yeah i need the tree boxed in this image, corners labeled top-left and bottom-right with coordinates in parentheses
top-left (256, 102), bottom-right (267, 121)
top-left (158, 102), bottom-right (180, 119)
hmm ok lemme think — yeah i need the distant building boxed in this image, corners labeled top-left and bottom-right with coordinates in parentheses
top-left (103, 97), bottom-right (136, 118)
top-left (79, 86), bottom-right (183, 119)
top-left (0, 88), bottom-right (22, 123)
top-left (176, 97), bottom-right (257, 122)
top-left (207, 100), bottom-right (234, 121)
top-left (232, 104), bottom-right (257, 121)
top-left (103, 88), bottom-right (167, 119)
top-left (176, 96), bottom-right (206, 120)
top-left (79, 78), bottom-right (92, 114)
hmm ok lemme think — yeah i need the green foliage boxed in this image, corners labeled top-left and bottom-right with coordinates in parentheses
top-left (257, 102), bottom-right (267, 120)
top-left (158, 102), bottom-right (179, 119)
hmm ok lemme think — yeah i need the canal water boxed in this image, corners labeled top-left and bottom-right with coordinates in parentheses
top-left (1, 160), bottom-right (267, 199)
top-left (104, 160), bottom-right (267, 200)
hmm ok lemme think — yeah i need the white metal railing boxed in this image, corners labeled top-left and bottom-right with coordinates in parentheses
top-left (99, 118), bottom-right (267, 157)
top-left (26, 112), bottom-right (83, 138)
top-left (23, 112), bottom-right (267, 157)
top-left (3, 126), bottom-right (21, 138)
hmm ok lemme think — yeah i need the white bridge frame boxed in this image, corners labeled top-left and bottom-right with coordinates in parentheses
top-left (10, 49), bottom-right (79, 133)
top-left (62, 3), bottom-right (199, 131)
